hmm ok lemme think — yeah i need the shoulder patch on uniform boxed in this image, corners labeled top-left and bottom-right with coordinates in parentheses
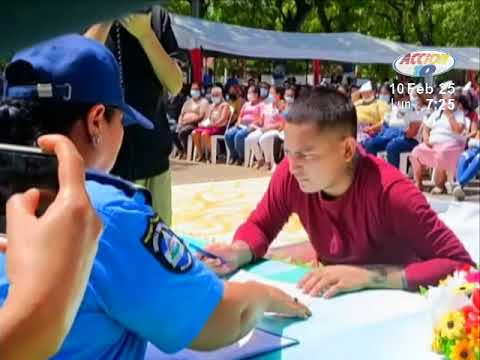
top-left (142, 214), bottom-right (193, 273)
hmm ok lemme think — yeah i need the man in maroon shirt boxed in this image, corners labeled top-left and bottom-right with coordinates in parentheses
top-left (201, 88), bottom-right (474, 298)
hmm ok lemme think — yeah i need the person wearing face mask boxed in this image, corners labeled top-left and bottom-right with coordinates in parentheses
top-left (378, 85), bottom-right (392, 104)
top-left (259, 82), bottom-right (271, 101)
top-left (191, 86), bottom-right (231, 162)
top-left (246, 86), bottom-right (286, 170)
top-left (173, 83), bottom-right (209, 159)
top-left (355, 81), bottom-right (391, 143)
top-left (272, 87), bottom-right (297, 167)
top-left (411, 92), bottom-right (467, 194)
top-left (225, 85), bottom-right (264, 165)
top-left (283, 87), bottom-right (296, 116)
top-left (227, 85), bottom-right (245, 125)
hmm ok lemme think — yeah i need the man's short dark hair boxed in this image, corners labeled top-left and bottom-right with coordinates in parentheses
top-left (285, 87), bottom-right (357, 138)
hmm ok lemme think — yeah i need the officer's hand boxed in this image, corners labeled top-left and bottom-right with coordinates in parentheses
top-left (120, 13), bottom-right (153, 41)
top-left (261, 282), bottom-right (312, 319)
top-left (199, 241), bottom-right (252, 277)
top-left (4, 135), bottom-right (102, 322)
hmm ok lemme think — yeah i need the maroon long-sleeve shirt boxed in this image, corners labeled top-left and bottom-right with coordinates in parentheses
top-left (234, 150), bottom-right (475, 291)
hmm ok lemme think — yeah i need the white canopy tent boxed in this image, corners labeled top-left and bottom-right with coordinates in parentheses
top-left (171, 14), bottom-right (480, 70)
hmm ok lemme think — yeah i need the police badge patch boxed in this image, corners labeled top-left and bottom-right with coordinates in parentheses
top-left (142, 214), bottom-right (193, 273)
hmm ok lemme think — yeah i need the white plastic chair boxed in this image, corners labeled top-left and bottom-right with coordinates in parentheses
top-left (211, 105), bottom-right (235, 164)
top-left (186, 134), bottom-right (195, 162)
top-left (244, 142), bottom-right (255, 167)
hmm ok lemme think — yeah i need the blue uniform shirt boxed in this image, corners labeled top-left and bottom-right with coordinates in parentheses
top-left (0, 172), bottom-right (224, 359)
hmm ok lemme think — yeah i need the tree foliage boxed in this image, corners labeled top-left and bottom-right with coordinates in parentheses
top-left (167, 0), bottom-right (478, 45)
top-left (166, 0), bottom-right (479, 80)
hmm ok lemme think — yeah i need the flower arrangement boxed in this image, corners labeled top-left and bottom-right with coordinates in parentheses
top-left (423, 264), bottom-right (479, 360)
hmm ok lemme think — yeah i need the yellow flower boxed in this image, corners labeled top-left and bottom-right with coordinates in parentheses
top-left (432, 331), bottom-right (443, 353)
top-left (455, 283), bottom-right (476, 295)
top-left (451, 340), bottom-right (476, 360)
top-left (440, 311), bottom-right (466, 340)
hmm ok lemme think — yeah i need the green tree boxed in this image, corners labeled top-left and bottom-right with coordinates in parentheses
top-left (165, 0), bottom-right (479, 81)
top-left (167, 0), bottom-right (319, 31)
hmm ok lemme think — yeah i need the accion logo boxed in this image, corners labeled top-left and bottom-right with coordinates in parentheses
top-left (393, 50), bottom-right (455, 77)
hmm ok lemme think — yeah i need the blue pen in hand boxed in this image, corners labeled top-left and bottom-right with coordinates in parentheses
top-left (189, 243), bottom-right (227, 265)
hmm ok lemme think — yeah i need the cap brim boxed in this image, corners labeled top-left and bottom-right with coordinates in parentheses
top-left (122, 104), bottom-right (154, 129)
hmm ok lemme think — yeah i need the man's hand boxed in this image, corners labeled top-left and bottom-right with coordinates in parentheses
top-left (120, 13), bottom-right (153, 41)
top-left (297, 264), bottom-right (406, 298)
top-left (199, 241), bottom-right (253, 276)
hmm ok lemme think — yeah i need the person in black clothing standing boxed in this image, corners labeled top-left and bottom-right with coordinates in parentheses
top-left (85, 6), bottom-right (182, 225)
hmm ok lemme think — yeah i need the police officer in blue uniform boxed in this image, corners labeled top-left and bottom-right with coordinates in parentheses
top-left (0, 35), bottom-right (310, 359)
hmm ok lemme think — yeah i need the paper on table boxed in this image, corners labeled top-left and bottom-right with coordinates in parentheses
top-left (229, 270), bottom-right (315, 307)
top-left (144, 328), bottom-right (298, 360)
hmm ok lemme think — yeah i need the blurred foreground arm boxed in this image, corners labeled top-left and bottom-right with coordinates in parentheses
top-left (0, 135), bottom-right (102, 359)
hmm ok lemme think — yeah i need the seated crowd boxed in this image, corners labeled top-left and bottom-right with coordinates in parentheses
top-left (169, 76), bottom-right (479, 201)
top-left (351, 79), bottom-right (479, 201)
top-left (170, 79), bottom-right (299, 170)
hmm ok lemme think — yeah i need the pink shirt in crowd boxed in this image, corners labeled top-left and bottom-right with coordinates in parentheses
top-left (238, 101), bottom-right (264, 127)
top-left (234, 148), bottom-right (474, 290)
top-left (262, 102), bottom-right (284, 128)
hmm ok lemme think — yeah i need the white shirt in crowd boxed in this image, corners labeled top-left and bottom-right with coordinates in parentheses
top-left (386, 104), bottom-right (427, 129)
top-left (423, 108), bottom-right (466, 145)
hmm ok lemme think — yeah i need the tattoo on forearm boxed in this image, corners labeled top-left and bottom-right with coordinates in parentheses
top-left (363, 265), bottom-right (405, 289)
top-left (365, 265), bottom-right (389, 287)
